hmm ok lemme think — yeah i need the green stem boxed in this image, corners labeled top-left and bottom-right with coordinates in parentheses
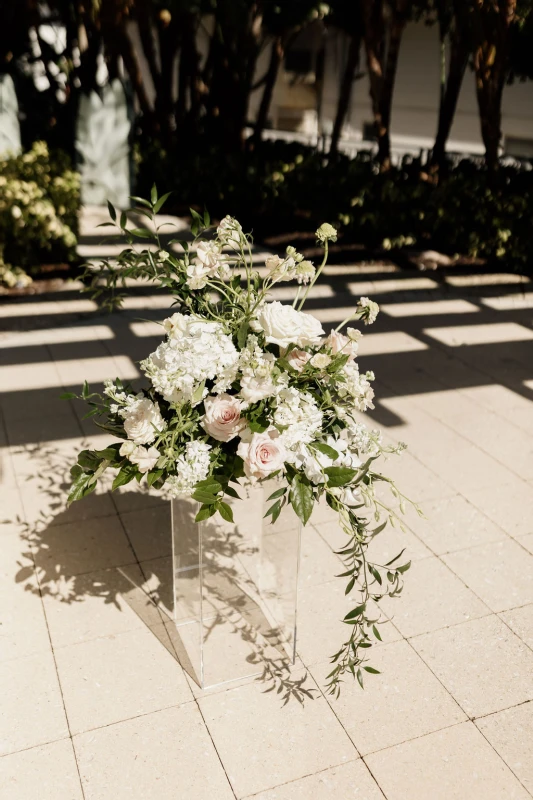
top-left (297, 242), bottom-right (328, 311)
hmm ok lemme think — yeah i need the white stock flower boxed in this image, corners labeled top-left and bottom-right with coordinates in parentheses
top-left (129, 445), bottom-right (160, 473)
top-left (119, 440), bottom-right (136, 457)
top-left (141, 317), bottom-right (239, 405)
top-left (237, 431), bottom-right (286, 480)
top-left (187, 241), bottom-right (224, 289)
top-left (237, 335), bottom-right (282, 403)
top-left (347, 327), bottom-right (362, 342)
top-left (121, 396), bottom-right (167, 444)
top-left (202, 394), bottom-right (245, 442)
top-left (165, 441), bottom-right (212, 496)
top-left (265, 254), bottom-right (297, 283)
top-left (340, 363), bottom-right (375, 411)
top-left (256, 301), bottom-right (324, 348)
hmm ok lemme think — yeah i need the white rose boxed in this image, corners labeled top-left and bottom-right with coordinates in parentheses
top-left (256, 301), bottom-right (324, 348)
top-left (119, 440), bottom-right (136, 457)
top-left (286, 349), bottom-right (311, 372)
top-left (123, 397), bottom-right (167, 445)
top-left (310, 353), bottom-right (331, 369)
top-left (201, 393), bottom-right (245, 442)
top-left (326, 330), bottom-right (358, 362)
top-left (237, 431), bottom-right (287, 480)
top-left (163, 313), bottom-right (189, 338)
top-left (129, 445), bottom-right (160, 474)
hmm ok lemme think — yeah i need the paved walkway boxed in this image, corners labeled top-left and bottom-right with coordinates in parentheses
top-left (1, 226), bottom-right (533, 798)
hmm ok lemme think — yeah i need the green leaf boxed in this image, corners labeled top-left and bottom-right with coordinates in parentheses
top-left (130, 195), bottom-right (152, 208)
top-left (224, 485), bottom-right (241, 500)
top-left (194, 478), bottom-right (222, 493)
top-left (289, 476), bottom-right (314, 526)
top-left (369, 565), bottom-right (383, 585)
top-left (324, 466), bottom-right (357, 487)
top-left (267, 487), bottom-right (286, 501)
top-left (363, 666), bottom-right (381, 674)
top-left (147, 469), bottom-right (164, 487)
top-left (77, 450), bottom-right (100, 470)
top-left (192, 489), bottom-right (220, 505)
top-left (67, 473), bottom-right (94, 504)
top-left (203, 209), bottom-right (210, 228)
top-left (153, 192), bottom-right (172, 214)
top-left (107, 200), bottom-right (116, 222)
top-left (312, 442), bottom-right (339, 460)
top-left (112, 465), bottom-right (136, 490)
top-left (59, 392), bottom-right (77, 400)
top-left (151, 184), bottom-right (158, 205)
top-left (397, 561), bottom-right (411, 574)
top-left (385, 548), bottom-right (406, 566)
top-left (191, 380), bottom-right (206, 406)
top-left (237, 320), bottom-right (249, 350)
top-left (264, 499), bottom-right (282, 519)
top-left (357, 668), bottom-right (364, 689)
top-left (372, 624), bottom-right (382, 641)
top-left (93, 445), bottom-right (122, 461)
top-left (82, 381), bottom-right (89, 399)
top-left (344, 603), bottom-right (366, 621)
top-left (70, 464), bottom-right (83, 479)
top-left (130, 228), bottom-right (152, 239)
top-left (345, 576), bottom-right (355, 594)
top-left (218, 501), bottom-right (234, 523)
top-left (195, 505), bottom-right (216, 522)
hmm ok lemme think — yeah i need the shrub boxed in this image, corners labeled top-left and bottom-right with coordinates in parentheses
top-left (136, 137), bottom-right (533, 272)
top-left (0, 141), bottom-right (80, 288)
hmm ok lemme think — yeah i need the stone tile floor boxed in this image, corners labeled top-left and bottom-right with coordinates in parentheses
top-left (1, 221), bottom-right (533, 798)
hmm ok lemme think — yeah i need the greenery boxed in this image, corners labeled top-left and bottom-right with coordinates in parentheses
top-left (136, 138), bottom-right (530, 269)
top-left (0, 141), bottom-right (80, 288)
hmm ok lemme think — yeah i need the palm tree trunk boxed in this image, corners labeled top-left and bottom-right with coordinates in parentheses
top-left (253, 35), bottom-right (283, 145)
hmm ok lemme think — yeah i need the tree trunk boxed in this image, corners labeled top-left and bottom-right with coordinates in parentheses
top-left (361, 0), bottom-right (385, 158)
top-left (472, 0), bottom-right (517, 175)
top-left (329, 31), bottom-right (361, 159)
top-left (253, 35), bottom-right (284, 145)
top-left (377, 0), bottom-right (410, 170)
top-left (431, 26), bottom-right (469, 170)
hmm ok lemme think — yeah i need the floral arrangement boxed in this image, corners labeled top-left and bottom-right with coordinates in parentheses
top-left (0, 141), bottom-right (79, 288)
top-left (66, 189), bottom-right (421, 694)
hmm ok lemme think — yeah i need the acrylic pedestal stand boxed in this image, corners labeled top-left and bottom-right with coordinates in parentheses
top-left (169, 480), bottom-right (302, 690)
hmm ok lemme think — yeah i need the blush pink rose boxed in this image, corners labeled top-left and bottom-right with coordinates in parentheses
top-left (237, 431), bottom-right (287, 480)
top-left (326, 330), bottom-right (358, 362)
top-left (286, 349), bottom-right (311, 372)
top-left (202, 394), bottom-right (245, 442)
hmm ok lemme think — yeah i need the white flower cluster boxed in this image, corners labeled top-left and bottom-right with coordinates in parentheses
top-left (217, 215), bottom-right (243, 248)
top-left (187, 241), bottom-right (228, 290)
top-left (120, 396), bottom-right (167, 445)
top-left (274, 388), bottom-right (323, 450)
top-left (237, 334), bottom-right (285, 403)
top-left (165, 441), bottom-right (212, 497)
top-left (119, 441), bottom-right (160, 473)
top-left (294, 433), bottom-right (362, 486)
top-left (339, 363), bottom-right (376, 412)
top-left (358, 296), bottom-right (380, 325)
top-left (141, 313), bottom-right (239, 404)
top-left (265, 247), bottom-right (316, 285)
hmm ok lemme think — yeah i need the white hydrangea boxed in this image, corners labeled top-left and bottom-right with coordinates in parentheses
top-left (164, 441), bottom-right (212, 497)
top-left (273, 388), bottom-right (323, 450)
top-left (141, 314), bottom-right (239, 405)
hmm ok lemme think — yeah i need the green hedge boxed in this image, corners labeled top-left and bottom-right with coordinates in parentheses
top-left (0, 141), bottom-right (80, 288)
top-left (136, 138), bottom-right (532, 271)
